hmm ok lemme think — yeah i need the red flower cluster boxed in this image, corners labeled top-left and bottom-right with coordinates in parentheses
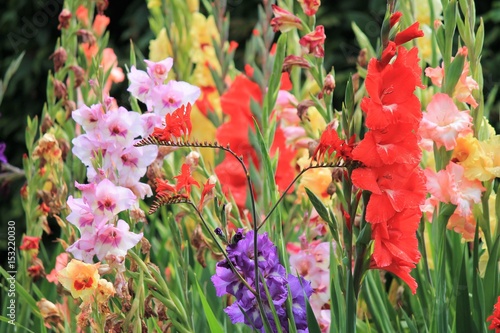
top-left (488, 296), bottom-right (500, 332)
top-left (313, 124), bottom-right (354, 163)
top-left (152, 104), bottom-right (192, 141)
top-left (215, 74), bottom-right (296, 208)
top-left (351, 18), bottom-right (425, 294)
top-left (155, 163), bottom-right (200, 198)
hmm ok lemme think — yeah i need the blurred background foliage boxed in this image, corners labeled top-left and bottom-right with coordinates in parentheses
top-left (0, 0), bottom-right (499, 231)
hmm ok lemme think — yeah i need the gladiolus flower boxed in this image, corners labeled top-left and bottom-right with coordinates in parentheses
top-left (298, 0), bottom-right (321, 16)
top-left (282, 55), bottom-right (311, 73)
top-left (487, 296), bottom-right (500, 332)
top-left (419, 93), bottom-right (473, 150)
top-left (394, 22), bottom-right (424, 45)
top-left (57, 259), bottom-right (100, 300)
top-left (20, 236), bottom-right (41, 251)
top-left (299, 25), bottom-right (326, 58)
top-left (424, 162), bottom-right (485, 217)
top-left (92, 14), bottom-right (110, 37)
top-left (270, 5), bottom-right (302, 33)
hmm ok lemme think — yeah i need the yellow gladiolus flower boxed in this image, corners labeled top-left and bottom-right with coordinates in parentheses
top-left (149, 28), bottom-right (173, 62)
top-left (453, 134), bottom-right (500, 181)
top-left (57, 259), bottom-right (100, 300)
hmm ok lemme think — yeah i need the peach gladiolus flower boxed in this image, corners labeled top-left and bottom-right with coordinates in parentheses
top-left (424, 47), bottom-right (479, 107)
top-left (46, 253), bottom-right (69, 283)
top-left (425, 162), bottom-right (485, 217)
top-left (75, 5), bottom-right (89, 26)
top-left (57, 259), bottom-right (100, 300)
top-left (92, 14), bottom-right (110, 37)
top-left (419, 93), bottom-right (472, 150)
top-left (102, 48), bottom-right (125, 94)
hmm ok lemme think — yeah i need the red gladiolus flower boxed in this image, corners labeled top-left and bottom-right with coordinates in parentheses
top-left (352, 123), bottom-right (421, 167)
top-left (352, 164), bottom-right (426, 224)
top-left (488, 297), bottom-right (500, 332)
top-left (362, 47), bottom-right (424, 130)
top-left (271, 127), bottom-right (297, 192)
top-left (394, 22), bottom-right (424, 46)
top-left (215, 158), bottom-right (248, 208)
top-left (313, 125), bottom-right (342, 160)
top-left (152, 103), bottom-right (192, 141)
top-left (389, 11), bottom-right (403, 28)
top-left (20, 236), bottom-right (41, 251)
top-left (299, 25), bottom-right (326, 58)
top-left (174, 164), bottom-right (200, 196)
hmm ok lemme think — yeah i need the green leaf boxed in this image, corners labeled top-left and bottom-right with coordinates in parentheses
top-left (262, 34), bottom-right (287, 127)
top-left (484, 235), bottom-right (500, 317)
top-left (306, 298), bottom-right (322, 333)
top-left (443, 52), bottom-right (465, 95)
top-left (305, 187), bottom-right (331, 225)
top-left (455, 247), bottom-right (475, 333)
top-left (351, 23), bottom-right (376, 60)
top-left (196, 281), bottom-right (224, 333)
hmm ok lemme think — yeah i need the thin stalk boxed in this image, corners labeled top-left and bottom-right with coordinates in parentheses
top-left (257, 163), bottom-right (344, 230)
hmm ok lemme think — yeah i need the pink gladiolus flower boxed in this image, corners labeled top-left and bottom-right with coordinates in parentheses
top-left (127, 66), bottom-right (155, 108)
top-left (92, 179), bottom-right (137, 219)
top-left (425, 162), bottom-right (485, 217)
top-left (424, 47), bottom-right (479, 107)
top-left (144, 58), bottom-right (173, 84)
top-left (150, 81), bottom-right (201, 117)
top-left (298, 0), bottom-right (321, 16)
top-left (46, 253), bottom-right (69, 283)
top-left (419, 93), bottom-right (473, 150)
top-left (270, 5), bottom-right (302, 33)
top-left (299, 26), bottom-right (326, 58)
top-left (101, 107), bottom-right (142, 146)
top-left (102, 48), bottom-right (125, 94)
top-left (72, 103), bottom-right (105, 132)
top-left (94, 220), bottom-right (143, 260)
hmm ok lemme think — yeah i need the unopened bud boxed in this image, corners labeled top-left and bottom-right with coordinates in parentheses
top-left (141, 237), bottom-right (151, 255)
top-left (41, 114), bottom-right (54, 134)
top-left (58, 9), bottom-right (72, 30)
top-left (185, 151), bottom-right (200, 167)
top-left (96, 0), bottom-right (109, 14)
top-left (351, 73), bottom-right (360, 93)
top-left (77, 29), bottom-right (96, 46)
top-left (49, 47), bottom-right (67, 72)
top-left (70, 65), bottom-right (85, 87)
top-left (357, 48), bottom-right (367, 68)
top-left (282, 55), bottom-right (311, 73)
top-left (322, 74), bottom-right (335, 95)
top-left (297, 100), bottom-right (315, 121)
top-left (53, 79), bottom-right (67, 100)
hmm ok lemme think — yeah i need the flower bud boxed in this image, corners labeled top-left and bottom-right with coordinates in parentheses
top-left (41, 114), bottom-right (54, 134)
top-left (297, 100), bottom-right (315, 121)
top-left (322, 74), bottom-right (335, 95)
top-left (70, 65), bottom-right (85, 87)
top-left (282, 55), bottom-right (311, 73)
top-left (37, 298), bottom-right (63, 328)
top-left (49, 47), bottom-right (67, 72)
top-left (58, 9), bottom-right (72, 29)
top-left (52, 79), bottom-right (67, 100)
top-left (77, 29), bottom-right (96, 46)
top-left (357, 48), bottom-right (368, 68)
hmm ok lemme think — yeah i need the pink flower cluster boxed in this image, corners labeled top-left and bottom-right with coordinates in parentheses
top-left (68, 100), bottom-right (158, 262)
top-left (289, 239), bottom-right (334, 332)
top-left (127, 58), bottom-right (201, 119)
